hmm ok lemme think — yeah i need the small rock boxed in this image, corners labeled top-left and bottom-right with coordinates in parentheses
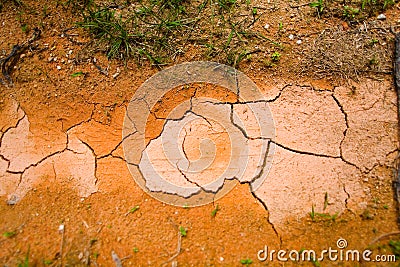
top-left (377, 14), bottom-right (386, 20)
top-left (7, 195), bottom-right (19, 205)
top-left (296, 40), bottom-right (302, 45)
top-left (220, 257), bottom-right (224, 262)
top-left (56, 65), bottom-right (61, 70)
top-left (289, 34), bottom-right (294, 40)
top-left (20, 54), bottom-right (26, 58)
top-left (342, 21), bottom-right (349, 31)
top-left (264, 23), bottom-right (270, 30)
top-left (47, 57), bottom-right (53, 62)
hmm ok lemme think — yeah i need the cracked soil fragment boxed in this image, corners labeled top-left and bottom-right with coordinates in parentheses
top-left (268, 85), bottom-right (345, 157)
top-left (0, 97), bottom-right (98, 203)
top-left (335, 80), bottom-right (398, 171)
top-left (254, 146), bottom-right (365, 225)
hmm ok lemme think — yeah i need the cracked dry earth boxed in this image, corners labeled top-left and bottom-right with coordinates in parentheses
top-left (0, 68), bottom-right (399, 266)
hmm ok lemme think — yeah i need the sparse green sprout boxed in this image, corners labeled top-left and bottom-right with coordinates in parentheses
top-left (3, 231), bottom-right (16, 238)
top-left (361, 209), bottom-right (374, 220)
top-left (133, 247), bottom-right (139, 253)
top-left (316, 212), bottom-right (338, 222)
top-left (310, 205), bottom-right (316, 221)
top-left (240, 258), bottom-right (253, 265)
top-left (369, 56), bottom-right (378, 66)
top-left (309, 0), bottom-right (324, 16)
top-left (90, 238), bottom-right (98, 246)
top-left (278, 22), bottom-right (283, 31)
top-left (362, 0), bottom-right (395, 11)
top-left (71, 71), bottom-right (84, 77)
top-left (179, 226), bottom-right (187, 237)
top-left (271, 52), bottom-right (281, 62)
top-left (43, 259), bottom-right (52, 265)
top-left (21, 24), bottom-right (28, 33)
top-left (217, 0), bottom-right (237, 10)
top-left (309, 205), bottom-right (338, 222)
top-left (383, 204), bottom-right (389, 209)
top-left (211, 204), bottom-right (220, 217)
top-left (18, 247), bottom-right (30, 267)
top-left (369, 38), bottom-right (379, 45)
top-left (383, 0), bottom-right (395, 9)
top-left (252, 7), bottom-right (257, 15)
top-left (128, 205), bottom-right (140, 214)
top-left (311, 258), bottom-right (321, 267)
top-left (389, 240), bottom-right (400, 260)
top-left (93, 252), bottom-right (99, 259)
top-left (42, 5), bottom-right (48, 18)
top-left (343, 6), bottom-right (360, 19)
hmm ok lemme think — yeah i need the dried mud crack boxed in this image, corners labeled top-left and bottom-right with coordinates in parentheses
top-left (1, 77), bottom-right (397, 232)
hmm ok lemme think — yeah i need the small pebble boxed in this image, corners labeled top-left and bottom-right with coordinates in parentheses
top-left (289, 34), bottom-right (294, 40)
top-left (377, 14), bottom-right (386, 20)
top-left (296, 40), bottom-right (302, 44)
top-left (56, 65), bottom-right (61, 70)
top-left (264, 23), bottom-right (270, 30)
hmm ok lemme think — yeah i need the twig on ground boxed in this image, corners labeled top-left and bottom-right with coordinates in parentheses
top-left (111, 251), bottom-right (123, 267)
top-left (0, 28), bottom-right (41, 87)
top-left (164, 231), bottom-right (182, 265)
top-left (162, 218), bottom-right (183, 266)
top-left (394, 32), bottom-right (400, 225)
top-left (59, 224), bottom-right (65, 266)
top-left (93, 58), bottom-right (109, 76)
top-left (369, 231), bottom-right (400, 245)
top-left (289, 2), bottom-right (312, 8)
